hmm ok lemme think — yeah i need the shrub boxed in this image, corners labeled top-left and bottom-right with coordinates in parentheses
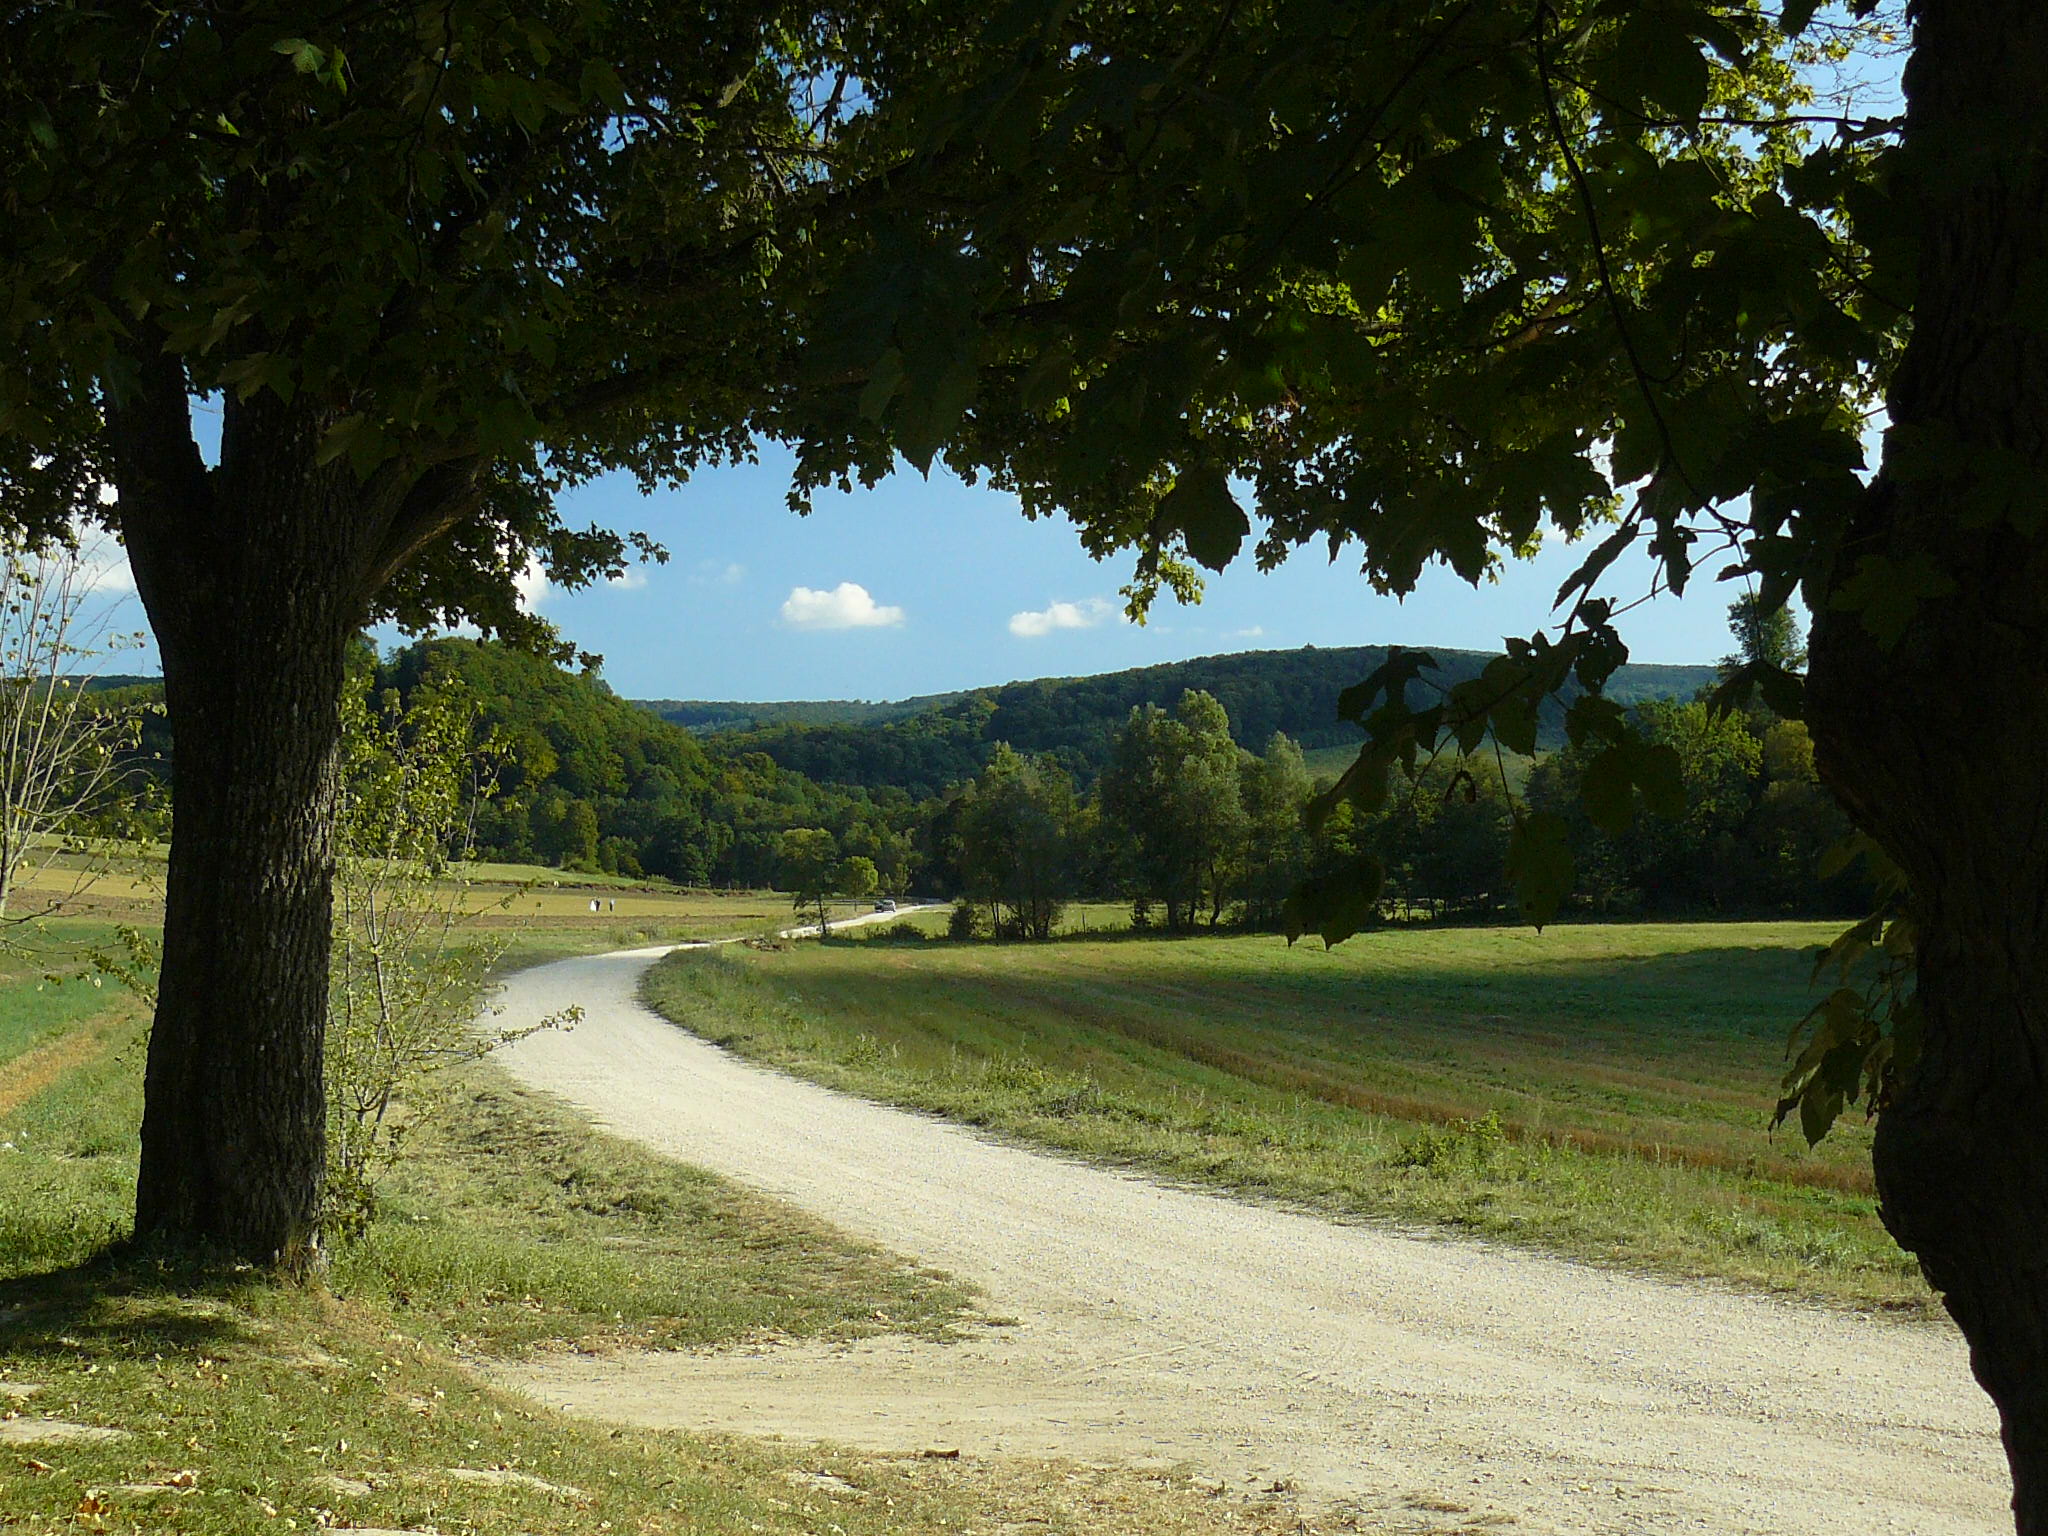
top-left (326, 678), bottom-right (575, 1238)
top-left (946, 900), bottom-right (982, 941)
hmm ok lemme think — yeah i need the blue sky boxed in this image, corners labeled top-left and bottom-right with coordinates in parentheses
top-left (79, 440), bottom-right (1770, 700)
top-left (505, 444), bottom-right (1761, 702)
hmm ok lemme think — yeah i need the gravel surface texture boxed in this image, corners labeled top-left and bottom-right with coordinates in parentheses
top-left (492, 943), bottom-right (2008, 1535)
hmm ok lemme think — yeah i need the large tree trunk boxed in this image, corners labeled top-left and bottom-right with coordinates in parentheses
top-left (110, 391), bottom-right (387, 1268)
top-left (1804, 3), bottom-right (2048, 1530)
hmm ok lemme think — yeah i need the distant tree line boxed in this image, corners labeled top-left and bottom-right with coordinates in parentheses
top-left (923, 697), bottom-right (1862, 938)
top-left (92, 612), bottom-right (1858, 928)
top-left (918, 602), bottom-right (1864, 934)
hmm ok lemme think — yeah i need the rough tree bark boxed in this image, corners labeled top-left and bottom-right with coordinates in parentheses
top-left (1805, 3), bottom-right (2048, 1531)
top-left (105, 375), bottom-right (474, 1268)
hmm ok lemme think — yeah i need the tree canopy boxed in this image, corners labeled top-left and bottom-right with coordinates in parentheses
top-left (0, 0), bottom-right (997, 1265)
top-left (1, 2), bottom-right (938, 638)
top-left (794, 1), bottom-right (1895, 619)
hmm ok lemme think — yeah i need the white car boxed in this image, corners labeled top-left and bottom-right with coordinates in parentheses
top-left (874, 898), bottom-right (897, 912)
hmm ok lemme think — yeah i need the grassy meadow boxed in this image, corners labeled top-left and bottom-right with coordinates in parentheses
top-left (643, 920), bottom-right (1930, 1314)
top-left (5, 845), bottom-right (805, 940)
top-left (0, 923), bottom-right (1294, 1536)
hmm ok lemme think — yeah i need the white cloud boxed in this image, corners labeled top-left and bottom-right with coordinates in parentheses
top-left (514, 556), bottom-right (551, 613)
top-left (40, 511), bottom-right (138, 597)
top-left (76, 545), bottom-right (136, 596)
top-left (781, 582), bottom-right (905, 630)
top-left (691, 559), bottom-right (746, 587)
top-left (608, 567), bottom-right (648, 591)
top-left (1228, 625), bottom-right (1265, 640)
top-left (1008, 596), bottom-right (1123, 638)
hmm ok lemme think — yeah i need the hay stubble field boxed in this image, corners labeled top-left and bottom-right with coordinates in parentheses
top-left (643, 918), bottom-right (1924, 1311)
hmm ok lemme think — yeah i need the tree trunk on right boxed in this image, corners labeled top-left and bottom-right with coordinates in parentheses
top-left (1804, 4), bottom-right (2048, 1531)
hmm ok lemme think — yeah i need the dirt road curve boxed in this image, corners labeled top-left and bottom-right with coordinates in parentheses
top-left (492, 945), bottom-right (2008, 1535)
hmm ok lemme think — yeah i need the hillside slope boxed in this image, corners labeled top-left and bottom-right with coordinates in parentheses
top-left (651, 645), bottom-right (1717, 797)
top-left (640, 692), bottom-right (968, 735)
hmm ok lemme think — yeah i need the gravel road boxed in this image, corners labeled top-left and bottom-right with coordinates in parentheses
top-left (491, 944), bottom-right (2009, 1535)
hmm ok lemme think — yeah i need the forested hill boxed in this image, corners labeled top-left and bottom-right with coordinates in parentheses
top-left (649, 646), bottom-right (1718, 799)
top-left (91, 639), bottom-right (927, 888)
top-left (375, 639), bottom-right (918, 886)
top-left (639, 691), bottom-right (966, 735)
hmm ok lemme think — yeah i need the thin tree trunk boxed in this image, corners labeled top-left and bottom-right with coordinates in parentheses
top-left (1805, 5), bottom-right (2048, 1530)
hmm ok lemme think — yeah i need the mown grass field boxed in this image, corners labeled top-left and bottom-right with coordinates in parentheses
top-left (643, 920), bottom-right (1930, 1314)
top-left (6, 847), bottom-right (805, 946)
top-left (0, 928), bottom-right (1299, 1536)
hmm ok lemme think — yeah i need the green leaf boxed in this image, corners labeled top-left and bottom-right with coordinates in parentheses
top-left (1580, 746), bottom-right (1635, 834)
top-left (1337, 650), bottom-right (1437, 723)
top-left (858, 348), bottom-right (904, 423)
top-left (1020, 347), bottom-right (1072, 416)
top-left (1714, 661), bottom-right (1806, 722)
top-left (1816, 835), bottom-right (1860, 883)
top-left (894, 355), bottom-right (978, 473)
top-left (1282, 854), bottom-right (1384, 948)
top-left (273, 37), bottom-right (326, 75)
top-left (1634, 743), bottom-right (1685, 820)
top-left (1798, 1084), bottom-right (1845, 1147)
top-left (926, 357), bottom-right (979, 443)
top-left (579, 60), bottom-right (631, 111)
top-left (1600, 17), bottom-right (1710, 121)
top-left (1162, 466), bottom-right (1248, 571)
top-left (1812, 918), bottom-right (1883, 983)
top-left (1506, 810), bottom-right (1573, 929)
top-left (1307, 745), bottom-right (1392, 830)
top-left (1782, 0), bottom-right (1822, 33)
top-left (315, 413), bottom-right (367, 467)
top-left (1564, 693), bottom-right (1627, 749)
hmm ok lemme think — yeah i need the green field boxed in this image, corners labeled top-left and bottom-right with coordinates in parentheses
top-left (0, 928), bottom-right (1285, 1536)
top-left (643, 921), bottom-right (1929, 1313)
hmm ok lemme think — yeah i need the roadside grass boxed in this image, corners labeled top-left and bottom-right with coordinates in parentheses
top-left (0, 1262), bottom-right (1304, 1536)
top-left (0, 952), bottom-right (1305, 1535)
top-left (642, 921), bottom-right (1932, 1315)
top-left (337, 1069), bottom-right (977, 1354)
top-left (488, 896), bottom-right (931, 973)
top-left (489, 921), bottom-right (740, 973)
top-left (0, 966), bottom-right (977, 1353)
